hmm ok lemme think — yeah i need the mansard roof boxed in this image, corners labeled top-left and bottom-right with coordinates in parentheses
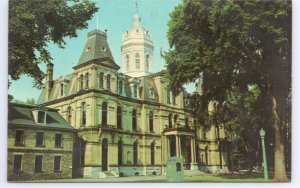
top-left (75, 29), bottom-right (119, 70)
top-left (8, 102), bottom-right (75, 131)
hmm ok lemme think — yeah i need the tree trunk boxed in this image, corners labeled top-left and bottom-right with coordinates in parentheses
top-left (271, 95), bottom-right (289, 182)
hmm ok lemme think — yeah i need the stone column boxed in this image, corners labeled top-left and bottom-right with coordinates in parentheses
top-left (176, 135), bottom-right (181, 157)
top-left (83, 142), bottom-right (102, 178)
top-left (190, 138), bottom-right (198, 170)
top-left (166, 136), bottom-right (170, 159)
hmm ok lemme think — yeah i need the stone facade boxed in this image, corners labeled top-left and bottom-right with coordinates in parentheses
top-left (37, 13), bottom-right (230, 179)
top-left (7, 103), bottom-right (76, 181)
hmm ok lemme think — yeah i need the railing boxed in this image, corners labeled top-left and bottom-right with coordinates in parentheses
top-left (163, 124), bottom-right (195, 132)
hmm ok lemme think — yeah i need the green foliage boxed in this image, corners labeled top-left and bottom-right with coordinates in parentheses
top-left (166, 0), bottom-right (291, 179)
top-left (12, 98), bottom-right (36, 105)
top-left (9, 0), bottom-right (98, 88)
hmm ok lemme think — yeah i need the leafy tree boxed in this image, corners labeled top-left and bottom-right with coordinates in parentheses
top-left (9, 0), bottom-right (98, 88)
top-left (165, 0), bottom-right (291, 181)
top-left (12, 98), bottom-right (36, 105)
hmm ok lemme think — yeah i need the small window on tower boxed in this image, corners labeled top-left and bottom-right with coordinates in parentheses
top-left (101, 46), bottom-right (106, 52)
top-left (86, 47), bottom-right (91, 52)
top-left (136, 29), bottom-right (139, 33)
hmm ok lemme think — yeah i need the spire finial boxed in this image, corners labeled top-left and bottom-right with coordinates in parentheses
top-left (135, 1), bottom-right (139, 14)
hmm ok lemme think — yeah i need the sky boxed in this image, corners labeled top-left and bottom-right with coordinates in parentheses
top-left (7, 0), bottom-right (189, 101)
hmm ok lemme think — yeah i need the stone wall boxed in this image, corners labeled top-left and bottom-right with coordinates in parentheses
top-left (7, 128), bottom-right (74, 181)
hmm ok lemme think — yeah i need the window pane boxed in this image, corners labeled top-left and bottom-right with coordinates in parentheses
top-left (38, 111), bottom-right (45, 124)
top-left (54, 156), bottom-right (61, 171)
top-left (34, 155), bottom-right (43, 172)
top-left (55, 134), bottom-right (62, 147)
top-left (15, 130), bottom-right (24, 145)
top-left (13, 155), bottom-right (22, 173)
top-left (36, 132), bottom-right (44, 146)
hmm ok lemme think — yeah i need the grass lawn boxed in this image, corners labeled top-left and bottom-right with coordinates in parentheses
top-left (184, 175), bottom-right (268, 182)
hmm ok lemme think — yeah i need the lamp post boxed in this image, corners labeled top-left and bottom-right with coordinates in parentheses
top-left (259, 128), bottom-right (268, 181)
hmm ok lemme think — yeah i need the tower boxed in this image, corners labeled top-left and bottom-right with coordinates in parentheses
top-left (121, 13), bottom-right (154, 77)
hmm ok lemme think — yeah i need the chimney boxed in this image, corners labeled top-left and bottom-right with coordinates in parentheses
top-left (45, 63), bottom-right (54, 101)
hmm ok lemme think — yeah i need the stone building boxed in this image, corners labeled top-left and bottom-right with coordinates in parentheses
top-left (37, 13), bottom-right (229, 178)
top-left (7, 102), bottom-right (76, 181)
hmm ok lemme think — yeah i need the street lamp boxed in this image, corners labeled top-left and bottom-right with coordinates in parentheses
top-left (259, 128), bottom-right (268, 181)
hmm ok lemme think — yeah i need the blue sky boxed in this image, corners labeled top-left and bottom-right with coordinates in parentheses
top-left (8, 0), bottom-right (196, 101)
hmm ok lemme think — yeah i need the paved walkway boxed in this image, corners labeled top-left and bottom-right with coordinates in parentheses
top-left (31, 175), bottom-right (167, 183)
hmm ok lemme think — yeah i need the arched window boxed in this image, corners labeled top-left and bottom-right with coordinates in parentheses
top-left (107, 74), bottom-right (111, 91)
top-left (145, 54), bottom-right (150, 71)
top-left (126, 55), bottom-right (130, 71)
top-left (118, 80), bottom-right (123, 95)
top-left (81, 102), bottom-right (86, 126)
top-left (133, 141), bottom-right (138, 165)
top-left (185, 118), bottom-right (189, 127)
top-left (172, 93), bottom-right (176, 104)
top-left (118, 140), bottom-right (123, 165)
top-left (117, 106), bottom-right (122, 129)
top-left (85, 73), bottom-right (89, 88)
top-left (173, 114), bottom-right (178, 127)
top-left (149, 111), bottom-right (153, 132)
top-left (102, 102), bottom-right (108, 126)
top-left (60, 83), bottom-right (64, 97)
top-left (99, 72), bottom-right (104, 89)
top-left (151, 141), bottom-right (155, 165)
top-left (132, 109), bottom-right (137, 131)
top-left (80, 74), bottom-right (84, 90)
top-left (166, 90), bottom-right (171, 104)
top-left (133, 85), bottom-right (138, 98)
top-left (168, 113), bottom-right (172, 128)
top-left (135, 53), bottom-right (140, 69)
top-left (67, 106), bottom-right (72, 124)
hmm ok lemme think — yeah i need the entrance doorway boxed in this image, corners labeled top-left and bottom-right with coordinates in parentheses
top-left (102, 138), bottom-right (108, 171)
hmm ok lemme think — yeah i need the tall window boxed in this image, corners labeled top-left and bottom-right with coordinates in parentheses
top-left (145, 54), bottom-right (150, 71)
top-left (80, 74), bottom-right (84, 90)
top-left (118, 140), bottom-right (123, 165)
top-left (118, 80), bottom-right (123, 95)
top-left (172, 93), bottom-right (176, 104)
top-left (60, 83), bottom-right (64, 96)
top-left (34, 155), bottom-right (43, 173)
top-left (133, 85), bottom-right (138, 98)
top-left (149, 111), bottom-right (153, 132)
top-left (133, 141), bottom-right (138, 165)
top-left (36, 132), bottom-right (44, 147)
top-left (13, 155), bottom-right (23, 173)
top-left (185, 118), bottom-right (189, 127)
top-left (81, 102), bottom-right (86, 126)
top-left (102, 102), bottom-right (108, 126)
top-left (135, 53), bottom-right (140, 69)
top-left (55, 133), bottom-right (62, 147)
top-left (117, 106), bottom-right (122, 129)
top-left (85, 73), bottom-right (89, 88)
top-left (126, 55), bottom-right (130, 71)
top-left (167, 90), bottom-right (171, 104)
top-left (15, 130), bottom-right (24, 146)
top-left (99, 72), bottom-right (104, 89)
top-left (107, 74), bottom-right (111, 90)
top-left (67, 106), bottom-right (72, 123)
top-left (54, 156), bottom-right (62, 172)
top-left (151, 142), bottom-right (155, 165)
top-left (205, 145), bottom-right (209, 165)
top-left (132, 109), bottom-right (137, 131)
top-left (168, 113), bottom-right (172, 128)
top-left (173, 114), bottom-right (178, 127)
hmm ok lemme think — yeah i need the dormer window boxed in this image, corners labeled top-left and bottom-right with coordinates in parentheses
top-left (37, 111), bottom-right (46, 124)
top-left (60, 83), bottom-right (64, 97)
top-left (136, 29), bottom-right (139, 33)
top-left (118, 80), bottom-right (123, 95)
top-left (101, 46), bottom-right (106, 52)
top-left (86, 47), bottom-right (91, 52)
top-left (149, 88), bottom-right (155, 99)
